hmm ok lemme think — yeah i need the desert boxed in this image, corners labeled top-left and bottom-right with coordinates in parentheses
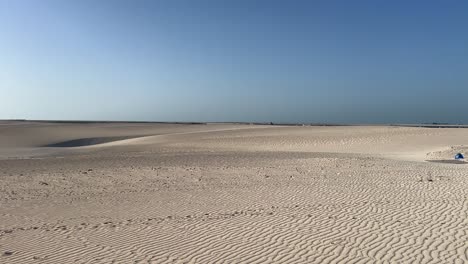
top-left (0, 121), bottom-right (467, 263)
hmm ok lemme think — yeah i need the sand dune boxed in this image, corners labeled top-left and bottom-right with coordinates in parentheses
top-left (1, 122), bottom-right (468, 263)
top-left (43, 136), bottom-right (149, 147)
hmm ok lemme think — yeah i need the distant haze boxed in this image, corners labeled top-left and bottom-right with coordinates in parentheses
top-left (1, 1), bottom-right (468, 124)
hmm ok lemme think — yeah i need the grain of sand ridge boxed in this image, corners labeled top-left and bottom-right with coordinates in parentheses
top-left (1, 121), bottom-right (468, 263)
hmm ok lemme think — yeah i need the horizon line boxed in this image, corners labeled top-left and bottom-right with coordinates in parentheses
top-left (1, 119), bottom-right (468, 128)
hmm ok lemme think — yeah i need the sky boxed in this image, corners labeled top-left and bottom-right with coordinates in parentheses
top-left (1, 0), bottom-right (468, 124)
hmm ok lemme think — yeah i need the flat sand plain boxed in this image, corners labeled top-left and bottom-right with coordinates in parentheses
top-left (1, 121), bottom-right (468, 263)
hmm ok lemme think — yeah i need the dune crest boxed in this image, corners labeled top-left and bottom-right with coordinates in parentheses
top-left (43, 135), bottom-right (148, 148)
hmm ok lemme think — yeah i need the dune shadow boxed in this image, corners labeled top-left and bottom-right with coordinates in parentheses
top-left (426, 159), bottom-right (467, 164)
top-left (43, 135), bottom-right (146, 148)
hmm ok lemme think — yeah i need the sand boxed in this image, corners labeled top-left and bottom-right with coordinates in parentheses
top-left (1, 121), bottom-right (468, 263)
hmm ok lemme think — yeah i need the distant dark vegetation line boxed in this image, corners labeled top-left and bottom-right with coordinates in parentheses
top-left (0, 119), bottom-right (350, 126)
top-left (0, 119), bottom-right (207, 125)
top-left (392, 124), bottom-right (468, 128)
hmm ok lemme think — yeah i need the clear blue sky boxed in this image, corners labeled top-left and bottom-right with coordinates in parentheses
top-left (1, 0), bottom-right (467, 123)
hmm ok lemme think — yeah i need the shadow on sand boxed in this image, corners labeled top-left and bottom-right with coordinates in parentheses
top-left (426, 160), bottom-right (467, 164)
top-left (43, 135), bottom-right (146, 148)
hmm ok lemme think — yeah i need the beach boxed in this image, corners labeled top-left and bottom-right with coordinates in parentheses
top-left (1, 121), bottom-right (467, 263)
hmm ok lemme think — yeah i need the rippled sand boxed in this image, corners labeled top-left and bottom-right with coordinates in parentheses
top-left (1, 121), bottom-right (467, 263)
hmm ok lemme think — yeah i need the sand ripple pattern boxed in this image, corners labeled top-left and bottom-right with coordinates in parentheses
top-left (1, 125), bottom-right (468, 263)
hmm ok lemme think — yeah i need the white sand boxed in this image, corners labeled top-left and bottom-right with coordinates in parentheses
top-left (1, 122), bottom-right (468, 263)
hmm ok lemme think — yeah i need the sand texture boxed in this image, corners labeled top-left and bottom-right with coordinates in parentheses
top-left (1, 121), bottom-right (468, 263)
